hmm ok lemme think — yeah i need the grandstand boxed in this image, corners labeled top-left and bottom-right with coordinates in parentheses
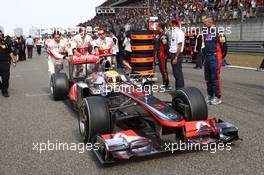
top-left (80, 0), bottom-right (264, 27)
top-left (79, 0), bottom-right (264, 43)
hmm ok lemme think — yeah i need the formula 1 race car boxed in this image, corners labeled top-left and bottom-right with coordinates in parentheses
top-left (49, 53), bottom-right (239, 164)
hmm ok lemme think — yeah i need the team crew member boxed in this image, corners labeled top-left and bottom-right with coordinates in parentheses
top-left (71, 28), bottom-right (93, 55)
top-left (169, 19), bottom-right (185, 90)
top-left (47, 31), bottom-right (68, 74)
top-left (218, 31), bottom-right (229, 66)
top-left (109, 30), bottom-right (119, 66)
top-left (122, 33), bottom-right (132, 71)
top-left (193, 28), bottom-right (203, 69)
top-left (0, 30), bottom-right (16, 97)
top-left (155, 22), bottom-right (169, 88)
top-left (202, 17), bottom-right (223, 105)
top-left (94, 29), bottom-right (114, 56)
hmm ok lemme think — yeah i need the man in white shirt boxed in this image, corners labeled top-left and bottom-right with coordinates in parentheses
top-left (110, 30), bottom-right (119, 66)
top-left (169, 19), bottom-right (185, 90)
top-left (71, 28), bottom-right (93, 55)
top-left (94, 29), bottom-right (114, 56)
top-left (25, 35), bottom-right (34, 58)
top-left (122, 34), bottom-right (132, 71)
top-left (47, 31), bottom-right (68, 74)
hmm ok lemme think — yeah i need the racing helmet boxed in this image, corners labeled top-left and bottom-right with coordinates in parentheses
top-left (218, 32), bottom-right (226, 44)
top-left (105, 70), bottom-right (122, 84)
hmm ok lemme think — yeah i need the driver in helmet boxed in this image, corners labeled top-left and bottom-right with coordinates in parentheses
top-left (105, 70), bottom-right (122, 85)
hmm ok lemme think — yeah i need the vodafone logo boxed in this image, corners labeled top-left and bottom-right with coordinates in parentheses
top-left (196, 121), bottom-right (210, 130)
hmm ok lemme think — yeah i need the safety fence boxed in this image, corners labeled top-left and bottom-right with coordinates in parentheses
top-left (228, 41), bottom-right (264, 54)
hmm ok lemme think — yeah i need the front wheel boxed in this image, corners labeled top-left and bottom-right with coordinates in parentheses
top-left (172, 87), bottom-right (208, 121)
top-left (78, 96), bottom-right (112, 143)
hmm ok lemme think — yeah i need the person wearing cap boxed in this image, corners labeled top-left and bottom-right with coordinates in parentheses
top-left (202, 16), bottom-right (223, 105)
top-left (169, 18), bottom-right (185, 90)
top-left (0, 30), bottom-right (16, 97)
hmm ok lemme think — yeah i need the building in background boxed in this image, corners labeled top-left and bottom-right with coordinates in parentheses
top-left (14, 27), bottom-right (23, 36)
top-left (29, 26), bottom-right (41, 37)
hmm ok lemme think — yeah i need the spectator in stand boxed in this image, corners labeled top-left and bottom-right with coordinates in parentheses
top-left (25, 35), bottom-right (34, 58)
top-left (84, 0), bottom-right (264, 28)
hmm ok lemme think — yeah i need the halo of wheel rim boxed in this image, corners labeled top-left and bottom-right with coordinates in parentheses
top-left (79, 108), bottom-right (88, 139)
top-left (50, 79), bottom-right (54, 95)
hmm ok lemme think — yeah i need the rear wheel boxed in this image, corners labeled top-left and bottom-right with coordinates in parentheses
top-left (172, 87), bottom-right (208, 121)
top-left (50, 73), bottom-right (69, 101)
top-left (79, 96), bottom-right (112, 143)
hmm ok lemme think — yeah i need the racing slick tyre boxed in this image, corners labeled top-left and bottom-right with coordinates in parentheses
top-left (131, 31), bottom-right (155, 45)
top-left (131, 54), bottom-right (154, 67)
top-left (131, 53), bottom-right (154, 58)
top-left (131, 43), bottom-right (155, 55)
top-left (79, 96), bottom-right (112, 143)
top-left (172, 87), bottom-right (208, 121)
top-left (50, 73), bottom-right (69, 101)
top-left (132, 66), bottom-right (154, 71)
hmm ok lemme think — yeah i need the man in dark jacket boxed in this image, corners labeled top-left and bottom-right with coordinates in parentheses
top-left (0, 30), bottom-right (16, 97)
top-left (193, 29), bottom-right (203, 69)
top-left (18, 36), bottom-right (26, 61)
top-left (117, 29), bottom-right (125, 68)
top-left (155, 22), bottom-right (170, 88)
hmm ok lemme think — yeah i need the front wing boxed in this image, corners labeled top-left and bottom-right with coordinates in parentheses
top-left (93, 119), bottom-right (239, 164)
